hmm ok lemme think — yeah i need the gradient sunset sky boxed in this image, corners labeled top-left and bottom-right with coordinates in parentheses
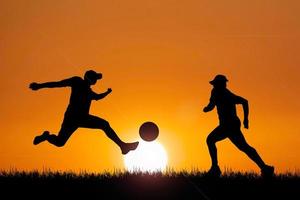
top-left (1, 0), bottom-right (300, 173)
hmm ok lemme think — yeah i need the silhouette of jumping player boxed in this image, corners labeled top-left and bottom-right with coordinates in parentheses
top-left (29, 70), bottom-right (139, 154)
top-left (203, 74), bottom-right (274, 177)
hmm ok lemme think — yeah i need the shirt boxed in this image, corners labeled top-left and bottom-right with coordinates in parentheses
top-left (210, 88), bottom-right (242, 124)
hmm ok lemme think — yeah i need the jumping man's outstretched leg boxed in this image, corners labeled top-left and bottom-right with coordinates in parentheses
top-left (79, 115), bottom-right (138, 154)
top-left (104, 126), bottom-right (138, 154)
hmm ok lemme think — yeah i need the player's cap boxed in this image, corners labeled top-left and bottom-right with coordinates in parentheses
top-left (85, 70), bottom-right (102, 80)
top-left (209, 74), bottom-right (228, 85)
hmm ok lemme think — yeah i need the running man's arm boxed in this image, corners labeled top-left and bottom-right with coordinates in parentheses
top-left (29, 77), bottom-right (76, 90)
top-left (203, 90), bottom-right (216, 112)
top-left (93, 88), bottom-right (112, 101)
top-left (203, 101), bottom-right (215, 112)
top-left (235, 95), bottom-right (249, 129)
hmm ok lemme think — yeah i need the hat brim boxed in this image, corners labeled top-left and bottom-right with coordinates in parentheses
top-left (95, 73), bottom-right (102, 79)
top-left (209, 79), bottom-right (228, 85)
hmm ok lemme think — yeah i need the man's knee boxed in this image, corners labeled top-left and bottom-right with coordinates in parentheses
top-left (206, 135), bottom-right (216, 146)
top-left (55, 137), bottom-right (67, 147)
top-left (100, 120), bottom-right (111, 130)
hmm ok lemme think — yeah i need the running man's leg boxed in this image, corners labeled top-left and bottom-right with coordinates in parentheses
top-left (206, 126), bottom-right (228, 168)
top-left (229, 131), bottom-right (266, 169)
top-left (79, 115), bottom-right (138, 154)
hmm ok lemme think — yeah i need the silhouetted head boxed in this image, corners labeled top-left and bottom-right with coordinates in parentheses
top-left (84, 70), bottom-right (102, 85)
top-left (210, 74), bottom-right (228, 89)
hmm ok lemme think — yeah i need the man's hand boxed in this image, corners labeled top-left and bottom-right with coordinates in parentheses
top-left (203, 107), bottom-right (210, 113)
top-left (29, 82), bottom-right (41, 91)
top-left (243, 118), bottom-right (249, 129)
top-left (107, 88), bottom-right (112, 94)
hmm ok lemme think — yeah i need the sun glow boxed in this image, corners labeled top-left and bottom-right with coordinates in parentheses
top-left (124, 140), bottom-right (168, 172)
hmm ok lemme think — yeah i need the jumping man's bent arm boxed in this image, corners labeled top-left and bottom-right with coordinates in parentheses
top-left (93, 88), bottom-right (112, 101)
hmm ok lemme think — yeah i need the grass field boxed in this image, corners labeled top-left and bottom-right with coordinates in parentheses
top-left (1, 170), bottom-right (299, 199)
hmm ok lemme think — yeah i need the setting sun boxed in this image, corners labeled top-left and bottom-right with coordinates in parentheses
top-left (124, 140), bottom-right (168, 172)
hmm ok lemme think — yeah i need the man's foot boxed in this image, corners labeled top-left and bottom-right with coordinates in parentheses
top-left (121, 142), bottom-right (139, 155)
top-left (207, 165), bottom-right (221, 177)
top-left (33, 131), bottom-right (49, 145)
top-left (261, 165), bottom-right (274, 178)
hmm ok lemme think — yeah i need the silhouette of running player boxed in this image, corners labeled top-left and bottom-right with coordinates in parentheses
top-left (29, 70), bottom-right (138, 154)
top-left (203, 74), bottom-right (274, 177)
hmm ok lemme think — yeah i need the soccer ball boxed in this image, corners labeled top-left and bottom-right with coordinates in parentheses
top-left (139, 121), bottom-right (159, 142)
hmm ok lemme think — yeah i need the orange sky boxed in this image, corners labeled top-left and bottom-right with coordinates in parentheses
top-left (0, 0), bottom-right (300, 173)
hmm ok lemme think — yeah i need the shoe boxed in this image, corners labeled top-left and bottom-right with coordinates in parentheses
top-left (261, 165), bottom-right (274, 178)
top-left (121, 142), bottom-right (139, 155)
top-left (33, 131), bottom-right (49, 145)
top-left (207, 165), bottom-right (221, 177)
